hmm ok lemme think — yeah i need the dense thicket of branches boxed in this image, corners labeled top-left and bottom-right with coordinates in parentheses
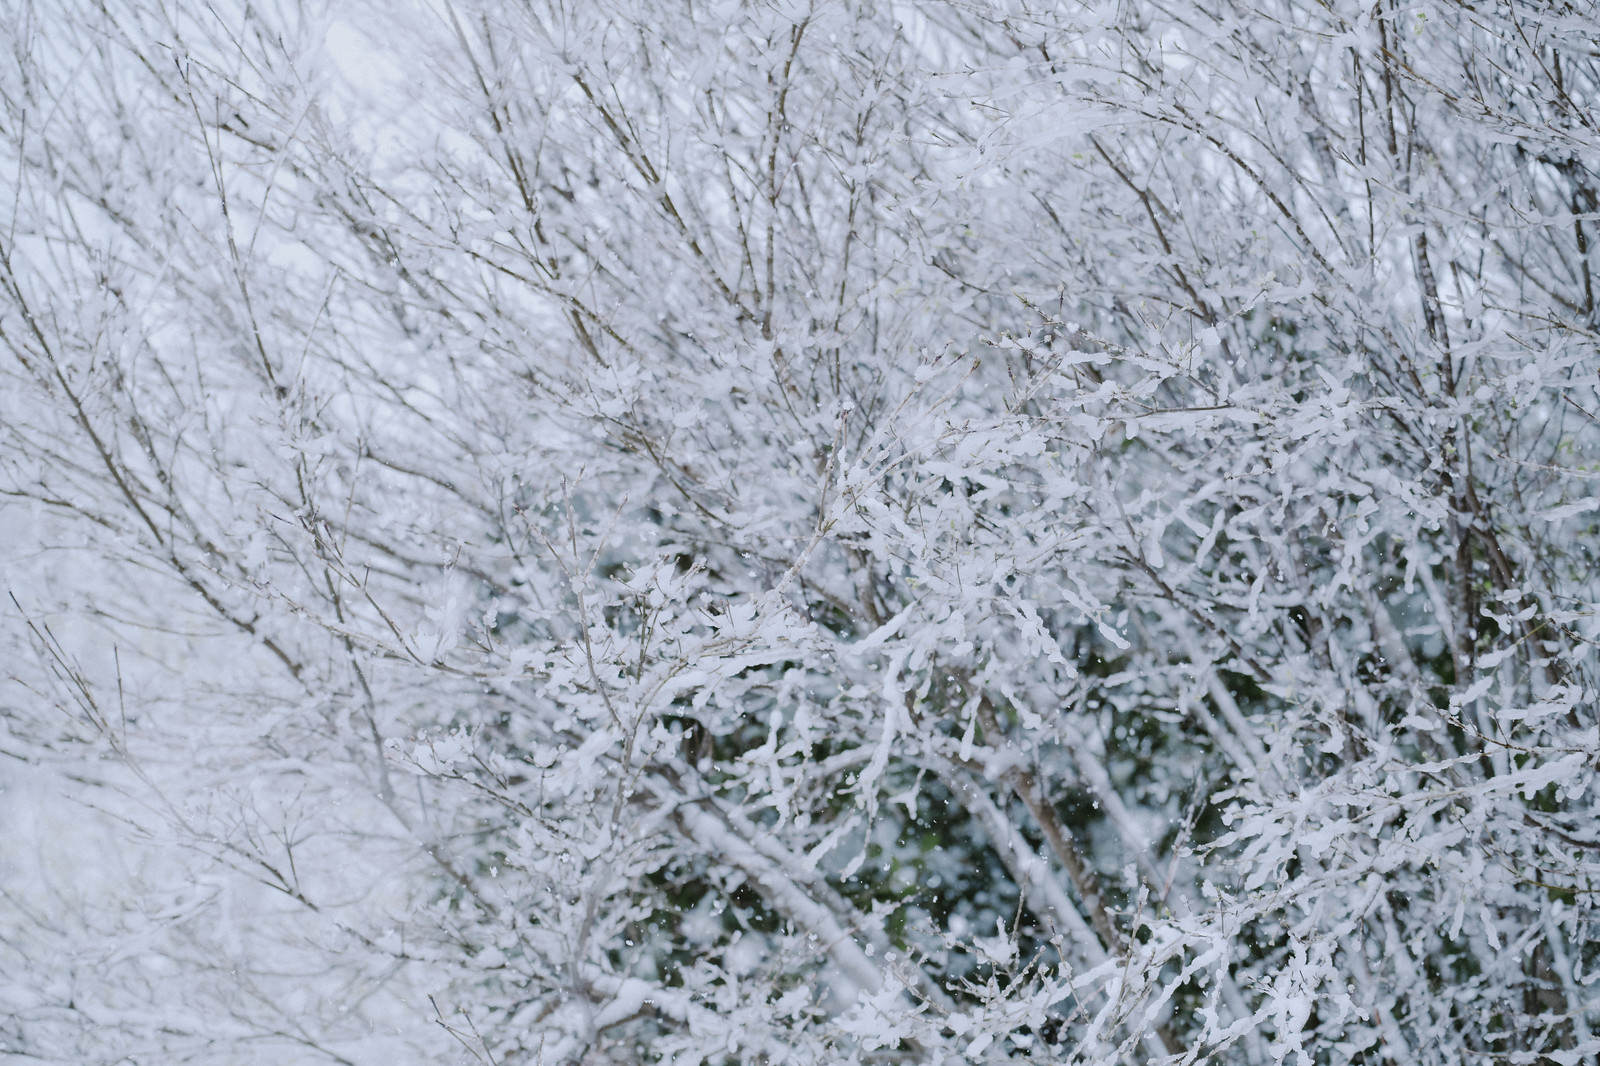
top-left (2, 1), bottom-right (1597, 1063)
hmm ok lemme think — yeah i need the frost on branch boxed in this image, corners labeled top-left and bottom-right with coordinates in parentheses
top-left (2, 0), bottom-right (1597, 1063)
